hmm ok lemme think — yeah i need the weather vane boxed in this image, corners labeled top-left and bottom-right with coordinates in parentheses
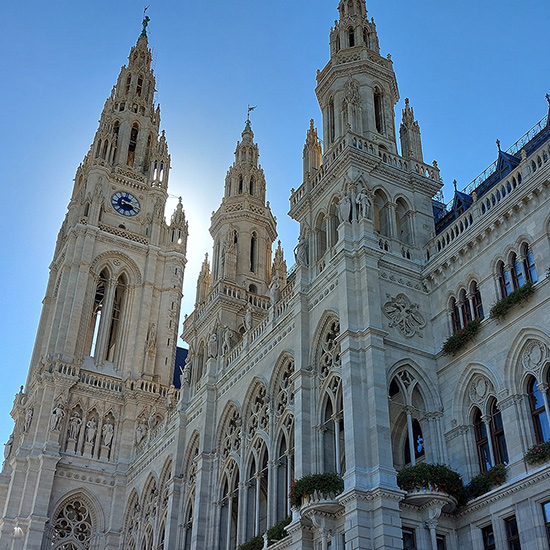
top-left (141, 6), bottom-right (151, 37)
top-left (247, 105), bottom-right (257, 122)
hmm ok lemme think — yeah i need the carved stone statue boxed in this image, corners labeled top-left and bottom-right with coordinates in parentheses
top-left (85, 418), bottom-right (97, 444)
top-left (50, 405), bottom-right (65, 431)
top-left (68, 414), bottom-right (82, 440)
top-left (148, 408), bottom-right (158, 431)
top-left (135, 418), bottom-right (147, 445)
top-left (22, 408), bottom-right (33, 434)
top-left (338, 193), bottom-right (352, 223)
top-left (222, 326), bottom-right (233, 355)
top-left (355, 187), bottom-right (372, 219)
top-left (147, 323), bottom-right (157, 353)
top-left (270, 278), bottom-right (281, 305)
top-left (294, 235), bottom-right (308, 267)
top-left (208, 333), bottom-right (218, 358)
top-left (244, 306), bottom-right (253, 332)
top-left (102, 422), bottom-right (114, 448)
top-left (4, 433), bottom-right (14, 460)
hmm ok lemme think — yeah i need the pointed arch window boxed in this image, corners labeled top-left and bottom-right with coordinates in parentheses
top-left (249, 175), bottom-right (255, 195)
top-left (321, 379), bottom-right (345, 475)
top-left (112, 121), bottom-right (120, 163)
top-left (51, 497), bottom-right (93, 549)
top-left (250, 232), bottom-right (257, 273)
top-left (473, 407), bottom-right (492, 472)
top-left (106, 274), bottom-right (127, 362)
top-left (219, 467), bottom-right (239, 550)
top-left (471, 281), bottom-right (484, 319)
top-left (510, 253), bottom-right (525, 289)
top-left (348, 27), bottom-right (355, 47)
top-left (374, 88), bottom-right (385, 134)
top-left (528, 376), bottom-right (550, 443)
top-left (88, 270), bottom-right (108, 358)
top-left (450, 298), bottom-right (461, 333)
top-left (127, 123), bottom-right (139, 167)
top-left (404, 419), bottom-right (425, 465)
top-left (245, 444), bottom-right (268, 539)
top-left (125, 74), bottom-right (132, 94)
top-left (522, 244), bottom-right (538, 283)
top-left (328, 98), bottom-right (335, 145)
top-left (136, 76), bottom-right (143, 97)
top-left (238, 175), bottom-right (244, 194)
top-left (489, 398), bottom-right (508, 465)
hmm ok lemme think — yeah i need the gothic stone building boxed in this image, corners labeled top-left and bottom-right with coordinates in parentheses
top-left (2, 2), bottom-right (550, 550)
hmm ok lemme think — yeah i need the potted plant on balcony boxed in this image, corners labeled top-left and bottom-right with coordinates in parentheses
top-left (290, 473), bottom-right (344, 508)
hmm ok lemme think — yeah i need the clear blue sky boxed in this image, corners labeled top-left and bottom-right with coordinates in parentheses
top-left (0, 1), bottom-right (547, 447)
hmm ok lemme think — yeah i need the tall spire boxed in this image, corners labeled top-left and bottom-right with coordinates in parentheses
top-left (400, 98), bottom-right (424, 162)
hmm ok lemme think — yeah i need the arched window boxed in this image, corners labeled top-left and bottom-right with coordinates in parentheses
top-left (315, 213), bottom-right (327, 261)
top-left (528, 376), bottom-right (550, 443)
top-left (219, 466), bottom-right (239, 550)
top-left (321, 378), bottom-right (345, 475)
top-left (373, 190), bottom-right (391, 237)
top-left (395, 198), bottom-right (412, 245)
top-left (105, 274), bottom-right (127, 362)
top-left (374, 88), bottom-right (384, 133)
top-left (348, 27), bottom-right (355, 47)
top-left (471, 281), bottom-right (484, 319)
top-left (136, 76), bottom-right (143, 97)
top-left (328, 98), bottom-right (335, 144)
top-left (522, 244), bottom-right (538, 283)
top-left (183, 499), bottom-right (194, 550)
top-left (510, 253), bottom-right (524, 290)
top-left (459, 288), bottom-right (471, 325)
top-left (125, 74), bottom-right (132, 94)
top-left (238, 175), bottom-right (244, 194)
top-left (51, 497), bottom-right (93, 549)
top-left (450, 297), bottom-right (461, 333)
top-left (127, 123), bottom-right (139, 167)
top-left (245, 443), bottom-right (268, 539)
top-left (88, 270), bottom-right (108, 357)
top-left (404, 419), bottom-right (425, 465)
top-left (497, 260), bottom-right (512, 297)
top-left (249, 175), bottom-right (255, 195)
top-left (250, 232), bottom-right (257, 273)
top-left (112, 121), bottom-right (120, 163)
top-left (473, 407), bottom-right (492, 472)
top-left (489, 398), bottom-right (508, 465)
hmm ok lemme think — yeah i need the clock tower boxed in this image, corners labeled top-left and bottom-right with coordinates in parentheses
top-left (0, 23), bottom-right (188, 550)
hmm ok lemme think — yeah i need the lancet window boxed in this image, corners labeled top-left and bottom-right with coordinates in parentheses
top-left (127, 123), bottom-right (139, 167)
top-left (528, 375), bottom-right (550, 443)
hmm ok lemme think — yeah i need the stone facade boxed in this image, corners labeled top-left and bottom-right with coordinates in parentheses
top-left (2, 2), bottom-right (550, 549)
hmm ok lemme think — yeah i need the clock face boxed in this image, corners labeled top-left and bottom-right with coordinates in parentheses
top-left (111, 191), bottom-right (141, 217)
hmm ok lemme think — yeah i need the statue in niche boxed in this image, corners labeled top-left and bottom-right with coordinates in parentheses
top-left (68, 414), bottom-right (82, 440)
top-left (4, 433), bottom-right (14, 460)
top-left (270, 278), bottom-right (281, 305)
top-left (208, 332), bottom-right (218, 358)
top-left (85, 418), bottom-right (97, 444)
top-left (102, 421), bottom-right (114, 448)
top-left (135, 418), bottom-right (147, 445)
top-left (244, 306), bottom-right (253, 332)
top-left (355, 187), bottom-right (372, 219)
top-left (50, 404), bottom-right (65, 431)
top-left (338, 192), bottom-right (352, 222)
top-left (294, 234), bottom-right (308, 266)
top-left (22, 408), bottom-right (33, 434)
top-left (221, 326), bottom-right (233, 355)
top-left (146, 323), bottom-right (157, 353)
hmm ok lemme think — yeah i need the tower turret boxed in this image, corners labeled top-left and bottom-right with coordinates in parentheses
top-left (399, 98), bottom-right (424, 162)
top-left (318, 0), bottom-right (399, 155)
top-left (303, 119), bottom-right (322, 182)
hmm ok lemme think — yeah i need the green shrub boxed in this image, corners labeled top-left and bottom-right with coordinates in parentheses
top-left (524, 441), bottom-right (550, 465)
top-left (489, 282), bottom-right (535, 320)
top-left (397, 463), bottom-right (465, 504)
top-left (442, 319), bottom-right (481, 356)
top-left (290, 473), bottom-right (344, 508)
top-left (237, 535), bottom-right (264, 550)
top-left (466, 464), bottom-right (507, 499)
top-left (266, 517), bottom-right (291, 543)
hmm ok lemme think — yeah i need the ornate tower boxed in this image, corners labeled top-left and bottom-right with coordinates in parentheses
top-left (0, 22), bottom-right (188, 550)
top-left (182, 120), bottom-right (278, 389)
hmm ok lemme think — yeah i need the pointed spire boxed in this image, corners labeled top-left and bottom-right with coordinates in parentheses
top-left (399, 98), bottom-right (424, 162)
top-left (303, 119), bottom-right (322, 181)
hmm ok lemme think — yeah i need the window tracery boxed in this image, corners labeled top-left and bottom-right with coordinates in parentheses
top-left (51, 498), bottom-right (93, 550)
top-left (318, 319), bottom-right (341, 379)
